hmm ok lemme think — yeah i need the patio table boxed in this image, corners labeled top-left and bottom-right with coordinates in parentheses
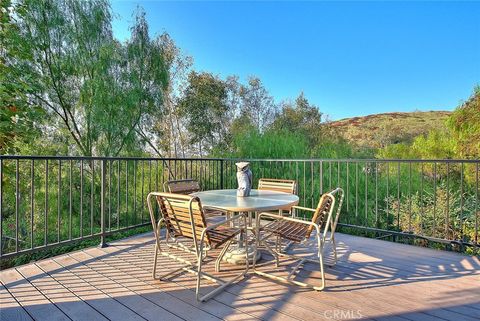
top-left (191, 189), bottom-right (299, 264)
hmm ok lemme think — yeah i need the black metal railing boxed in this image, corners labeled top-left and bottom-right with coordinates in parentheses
top-left (0, 155), bottom-right (478, 259)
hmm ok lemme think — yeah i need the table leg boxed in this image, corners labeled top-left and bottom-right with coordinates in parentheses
top-left (222, 211), bottom-right (261, 265)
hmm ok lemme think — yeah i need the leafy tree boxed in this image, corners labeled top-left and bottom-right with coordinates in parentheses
top-left (230, 112), bottom-right (256, 140)
top-left (16, 0), bottom-right (114, 155)
top-left (3, 1), bottom-right (167, 156)
top-left (0, 0), bottom-right (45, 154)
top-left (237, 77), bottom-right (276, 132)
top-left (272, 92), bottom-right (323, 146)
top-left (178, 71), bottom-right (231, 155)
top-left (446, 87), bottom-right (480, 184)
top-left (151, 32), bottom-right (193, 157)
top-left (120, 8), bottom-right (168, 157)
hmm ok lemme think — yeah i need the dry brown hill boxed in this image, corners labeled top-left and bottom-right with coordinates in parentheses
top-left (326, 111), bottom-right (452, 149)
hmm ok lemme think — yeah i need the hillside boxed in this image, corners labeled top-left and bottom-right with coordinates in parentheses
top-left (327, 111), bottom-right (452, 149)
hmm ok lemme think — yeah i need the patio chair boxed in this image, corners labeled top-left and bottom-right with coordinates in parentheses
top-left (164, 179), bottom-right (224, 218)
top-left (147, 192), bottom-right (249, 302)
top-left (164, 178), bottom-right (202, 195)
top-left (258, 178), bottom-right (297, 216)
top-left (253, 187), bottom-right (344, 291)
top-left (258, 178), bottom-right (297, 194)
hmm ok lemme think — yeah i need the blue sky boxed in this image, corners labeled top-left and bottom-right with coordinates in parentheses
top-left (111, 1), bottom-right (480, 120)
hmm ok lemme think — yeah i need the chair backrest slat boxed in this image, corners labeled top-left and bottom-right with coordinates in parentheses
top-left (258, 178), bottom-right (297, 194)
top-left (165, 179), bottom-right (201, 194)
top-left (155, 193), bottom-right (210, 245)
top-left (305, 192), bottom-right (336, 239)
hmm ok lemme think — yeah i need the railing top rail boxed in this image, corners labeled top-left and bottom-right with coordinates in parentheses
top-left (0, 155), bottom-right (479, 163)
top-left (0, 155), bottom-right (226, 161)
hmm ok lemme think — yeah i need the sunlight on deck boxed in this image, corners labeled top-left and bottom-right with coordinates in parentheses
top-left (1, 232), bottom-right (479, 321)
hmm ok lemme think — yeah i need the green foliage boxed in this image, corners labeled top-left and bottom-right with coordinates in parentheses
top-left (227, 129), bottom-right (310, 159)
top-left (377, 129), bottom-right (456, 160)
top-left (311, 139), bottom-right (364, 159)
top-left (271, 92), bottom-right (323, 147)
top-left (236, 77), bottom-right (276, 132)
top-left (387, 183), bottom-right (478, 246)
top-left (411, 130), bottom-right (457, 159)
top-left (153, 32), bottom-right (193, 158)
top-left (0, 158), bottom-right (166, 258)
top-left (376, 87), bottom-right (478, 185)
top-left (0, 0), bottom-right (44, 153)
top-left (2, 1), bottom-right (167, 156)
top-left (178, 71), bottom-right (232, 155)
top-left (447, 86), bottom-right (480, 159)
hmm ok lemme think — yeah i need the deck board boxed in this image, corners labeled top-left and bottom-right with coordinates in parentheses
top-left (0, 282), bottom-right (34, 321)
top-left (1, 232), bottom-right (479, 321)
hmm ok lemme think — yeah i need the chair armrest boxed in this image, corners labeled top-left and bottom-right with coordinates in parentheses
top-left (148, 191), bottom-right (165, 198)
top-left (256, 212), bottom-right (320, 233)
top-left (291, 205), bottom-right (316, 212)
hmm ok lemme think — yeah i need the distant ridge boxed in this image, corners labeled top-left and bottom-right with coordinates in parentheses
top-left (326, 111), bottom-right (452, 149)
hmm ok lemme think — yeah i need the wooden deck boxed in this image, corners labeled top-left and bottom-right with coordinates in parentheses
top-left (1, 232), bottom-right (479, 321)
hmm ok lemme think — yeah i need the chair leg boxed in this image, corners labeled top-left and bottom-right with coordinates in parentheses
top-left (215, 239), bottom-right (233, 272)
top-left (318, 249), bottom-right (326, 291)
top-left (261, 237), bottom-right (279, 267)
top-left (152, 219), bottom-right (163, 279)
top-left (274, 236), bottom-right (282, 266)
top-left (152, 243), bottom-right (159, 279)
top-left (275, 238), bottom-right (280, 267)
top-left (196, 244), bottom-right (248, 302)
top-left (195, 251), bottom-right (204, 301)
top-left (254, 232), bottom-right (327, 291)
top-left (331, 236), bottom-right (338, 265)
top-left (252, 231), bottom-right (259, 271)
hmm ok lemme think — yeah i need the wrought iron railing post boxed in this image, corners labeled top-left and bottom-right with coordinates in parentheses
top-left (99, 159), bottom-right (108, 248)
top-left (0, 158), bottom-right (2, 256)
top-left (220, 160), bottom-right (224, 189)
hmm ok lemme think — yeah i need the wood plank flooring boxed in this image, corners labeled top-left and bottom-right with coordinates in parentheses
top-left (1, 232), bottom-right (479, 321)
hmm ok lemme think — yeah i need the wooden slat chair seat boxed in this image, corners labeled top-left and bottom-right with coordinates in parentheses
top-left (147, 192), bottom-right (249, 302)
top-left (164, 179), bottom-right (225, 218)
top-left (162, 217), bottom-right (239, 248)
top-left (262, 220), bottom-right (309, 243)
top-left (262, 193), bottom-right (334, 242)
top-left (253, 188), bottom-right (344, 291)
top-left (206, 226), bottom-right (241, 247)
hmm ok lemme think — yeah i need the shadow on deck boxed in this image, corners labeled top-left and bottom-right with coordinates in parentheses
top-left (1, 232), bottom-right (479, 321)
